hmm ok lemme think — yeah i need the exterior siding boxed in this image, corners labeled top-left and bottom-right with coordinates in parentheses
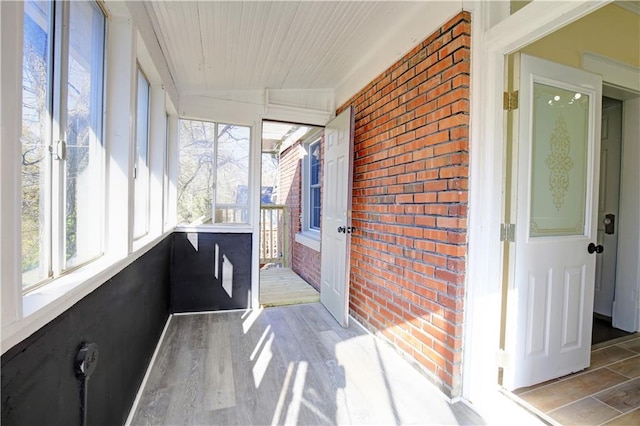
top-left (337, 11), bottom-right (471, 396)
top-left (278, 139), bottom-right (322, 291)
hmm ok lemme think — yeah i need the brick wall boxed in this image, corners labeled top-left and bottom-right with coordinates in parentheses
top-left (337, 11), bottom-right (471, 397)
top-left (278, 140), bottom-right (322, 290)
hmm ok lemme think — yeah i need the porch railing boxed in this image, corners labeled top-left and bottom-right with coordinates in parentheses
top-left (215, 204), bottom-right (248, 223)
top-left (260, 204), bottom-right (288, 267)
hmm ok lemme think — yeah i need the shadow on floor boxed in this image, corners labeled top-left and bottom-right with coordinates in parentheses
top-left (131, 303), bottom-right (485, 425)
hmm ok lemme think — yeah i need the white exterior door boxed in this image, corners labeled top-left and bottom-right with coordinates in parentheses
top-left (320, 106), bottom-right (354, 327)
top-left (594, 98), bottom-right (622, 317)
top-left (504, 55), bottom-right (602, 390)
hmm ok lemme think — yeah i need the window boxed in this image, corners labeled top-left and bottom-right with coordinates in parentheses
top-left (163, 113), bottom-right (170, 228)
top-left (178, 120), bottom-right (250, 225)
top-left (21, 0), bottom-right (106, 291)
top-left (133, 67), bottom-right (150, 239)
top-left (307, 139), bottom-right (322, 231)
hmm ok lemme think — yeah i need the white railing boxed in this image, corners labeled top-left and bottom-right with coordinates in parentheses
top-left (260, 205), bottom-right (288, 266)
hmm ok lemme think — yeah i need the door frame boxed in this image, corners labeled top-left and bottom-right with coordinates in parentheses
top-left (463, 0), bottom-right (617, 406)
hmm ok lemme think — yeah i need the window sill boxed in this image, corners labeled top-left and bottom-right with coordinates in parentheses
top-left (175, 224), bottom-right (253, 234)
top-left (295, 231), bottom-right (321, 252)
top-left (2, 230), bottom-right (173, 355)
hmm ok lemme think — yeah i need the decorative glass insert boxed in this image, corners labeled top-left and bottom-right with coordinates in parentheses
top-left (530, 83), bottom-right (589, 237)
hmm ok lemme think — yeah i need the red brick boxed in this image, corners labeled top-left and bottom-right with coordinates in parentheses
top-left (339, 11), bottom-right (470, 398)
top-left (437, 87), bottom-right (470, 108)
top-left (438, 114), bottom-right (468, 130)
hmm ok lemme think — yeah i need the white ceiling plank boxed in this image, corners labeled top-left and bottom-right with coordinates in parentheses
top-left (146, 1), bottom-right (454, 107)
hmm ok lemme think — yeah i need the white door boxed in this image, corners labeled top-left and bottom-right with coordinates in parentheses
top-left (504, 55), bottom-right (602, 390)
top-left (320, 106), bottom-right (354, 327)
top-left (594, 98), bottom-right (622, 317)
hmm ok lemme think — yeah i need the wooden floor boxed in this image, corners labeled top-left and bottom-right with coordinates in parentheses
top-left (259, 267), bottom-right (320, 307)
top-left (131, 303), bottom-right (484, 425)
top-left (514, 334), bottom-right (640, 425)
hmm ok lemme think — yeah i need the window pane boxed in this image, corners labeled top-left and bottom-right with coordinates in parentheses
top-left (22, 0), bottom-right (52, 288)
top-left (311, 187), bottom-right (321, 229)
top-left (178, 120), bottom-right (215, 224)
top-left (133, 69), bottom-right (150, 238)
top-left (310, 141), bottom-right (320, 186)
top-left (64, 0), bottom-right (105, 269)
top-left (216, 124), bottom-right (250, 223)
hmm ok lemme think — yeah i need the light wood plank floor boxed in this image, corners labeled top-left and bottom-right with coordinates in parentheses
top-left (260, 268), bottom-right (320, 307)
top-left (131, 303), bottom-right (484, 425)
top-left (514, 334), bottom-right (640, 425)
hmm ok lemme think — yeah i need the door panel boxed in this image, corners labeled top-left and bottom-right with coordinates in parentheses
top-left (320, 107), bottom-right (354, 327)
top-left (504, 54), bottom-right (602, 390)
top-left (525, 271), bottom-right (551, 357)
top-left (561, 266), bottom-right (585, 350)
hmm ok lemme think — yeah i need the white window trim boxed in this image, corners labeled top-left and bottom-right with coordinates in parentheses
top-left (133, 65), bottom-right (151, 241)
top-left (1, 4), bottom-right (177, 355)
top-left (176, 118), bottom-right (253, 227)
top-left (295, 231), bottom-right (320, 252)
top-left (301, 133), bottom-right (323, 235)
top-left (18, 0), bottom-right (108, 293)
top-left (306, 138), bottom-right (322, 231)
top-left (174, 224), bottom-right (253, 234)
top-left (132, 32), bottom-right (169, 251)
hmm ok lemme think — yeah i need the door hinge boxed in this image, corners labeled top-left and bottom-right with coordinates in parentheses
top-left (503, 90), bottom-right (519, 111)
top-left (500, 223), bottom-right (515, 243)
top-left (496, 349), bottom-right (510, 368)
top-left (49, 140), bottom-right (66, 161)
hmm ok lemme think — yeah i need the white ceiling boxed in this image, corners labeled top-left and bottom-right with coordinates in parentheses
top-left (145, 1), bottom-right (441, 98)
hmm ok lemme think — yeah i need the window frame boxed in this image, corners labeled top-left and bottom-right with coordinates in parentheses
top-left (176, 118), bottom-right (252, 228)
top-left (303, 137), bottom-right (322, 234)
top-left (20, 0), bottom-right (107, 294)
top-left (133, 64), bottom-right (151, 240)
top-left (3, 0), bottom-right (180, 355)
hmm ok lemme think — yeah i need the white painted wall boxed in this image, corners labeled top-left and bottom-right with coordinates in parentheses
top-left (125, 1), bottom-right (178, 110)
top-left (613, 96), bottom-right (640, 332)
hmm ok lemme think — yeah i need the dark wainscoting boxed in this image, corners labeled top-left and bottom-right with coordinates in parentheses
top-left (171, 232), bottom-right (252, 312)
top-left (1, 235), bottom-right (172, 426)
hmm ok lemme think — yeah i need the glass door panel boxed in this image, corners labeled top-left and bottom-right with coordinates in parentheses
top-left (530, 83), bottom-right (590, 237)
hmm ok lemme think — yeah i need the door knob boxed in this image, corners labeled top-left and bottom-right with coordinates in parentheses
top-left (588, 243), bottom-right (604, 254)
top-left (337, 226), bottom-right (346, 233)
top-left (347, 226), bottom-right (356, 234)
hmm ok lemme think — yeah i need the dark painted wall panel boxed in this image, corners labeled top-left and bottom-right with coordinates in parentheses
top-left (1, 235), bottom-right (172, 426)
top-left (171, 232), bottom-right (252, 312)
